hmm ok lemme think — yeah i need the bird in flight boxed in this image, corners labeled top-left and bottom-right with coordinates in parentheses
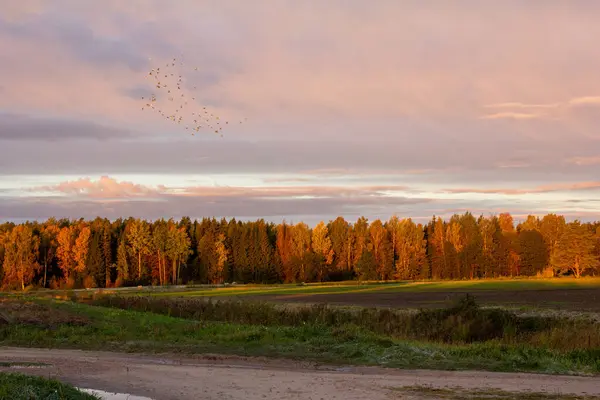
top-left (140, 55), bottom-right (246, 138)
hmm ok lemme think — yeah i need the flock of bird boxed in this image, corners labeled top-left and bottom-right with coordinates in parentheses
top-left (140, 56), bottom-right (246, 136)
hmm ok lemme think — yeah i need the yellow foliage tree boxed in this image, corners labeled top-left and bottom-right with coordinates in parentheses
top-left (2, 225), bottom-right (39, 290)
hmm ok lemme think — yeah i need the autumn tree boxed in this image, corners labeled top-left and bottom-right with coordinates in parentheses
top-left (276, 222), bottom-right (294, 282)
top-left (446, 216), bottom-right (463, 278)
top-left (595, 226), bottom-right (600, 266)
top-left (101, 221), bottom-right (114, 287)
top-left (39, 222), bottom-right (59, 288)
top-left (355, 250), bottom-right (376, 281)
top-left (2, 212), bottom-right (600, 288)
top-left (353, 217), bottom-right (369, 270)
top-left (166, 222), bottom-right (191, 284)
top-left (518, 229), bottom-right (548, 276)
top-left (290, 222), bottom-right (311, 281)
top-left (127, 219), bottom-right (151, 280)
top-left (520, 215), bottom-right (541, 232)
top-left (540, 214), bottom-right (566, 274)
top-left (56, 225), bottom-right (77, 282)
top-left (478, 215), bottom-right (508, 277)
top-left (214, 233), bottom-right (229, 283)
top-left (2, 225), bottom-right (39, 290)
top-left (393, 218), bottom-right (427, 280)
top-left (551, 221), bottom-right (598, 278)
top-left (426, 217), bottom-right (447, 279)
top-left (73, 226), bottom-right (91, 277)
top-left (85, 230), bottom-right (103, 288)
top-left (152, 219), bottom-right (169, 285)
top-left (498, 212), bottom-right (515, 233)
top-left (116, 233), bottom-right (130, 285)
top-left (198, 224), bottom-right (218, 283)
top-left (311, 221), bottom-right (334, 280)
top-left (328, 217), bottom-right (350, 272)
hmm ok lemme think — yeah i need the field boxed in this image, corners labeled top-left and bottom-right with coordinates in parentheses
top-left (2, 278), bottom-right (600, 399)
top-left (72, 277), bottom-right (600, 312)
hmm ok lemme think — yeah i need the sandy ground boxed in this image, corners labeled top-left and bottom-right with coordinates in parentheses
top-left (1, 347), bottom-right (599, 399)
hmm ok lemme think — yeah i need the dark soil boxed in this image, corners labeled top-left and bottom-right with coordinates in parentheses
top-left (0, 300), bottom-right (90, 328)
top-left (254, 288), bottom-right (600, 311)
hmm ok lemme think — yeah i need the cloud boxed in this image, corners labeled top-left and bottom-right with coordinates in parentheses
top-left (179, 184), bottom-right (410, 198)
top-left (484, 102), bottom-right (561, 109)
top-left (568, 96), bottom-right (600, 106)
top-left (3, 176), bottom-right (432, 224)
top-left (31, 176), bottom-right (410, 200)
top-left (479, 112), bottom-right (541, 120)
top-left (566, 156), bottom-right (600, 166)
top-left (2, 2), bottom-right (600, 223)
top-left (32, 176), bottom-right (165, 198)
top-left (121, 85), bottom-right (156, 101)
top-left (0, 12), bottom-right (170, 72)
top-left (0, 112), bottom-right (136, 141)
top-left (445, 181), bottom-right (600, 195)
top-left (495, 161), bottom-right (531, 169)
top-left (481, 95), bottom-right (600, 120)
top-left (0, 194), bottom-right (435, 226)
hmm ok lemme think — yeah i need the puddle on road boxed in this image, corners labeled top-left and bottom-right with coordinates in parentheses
top-left (79, 388), bottom-right (154, 400)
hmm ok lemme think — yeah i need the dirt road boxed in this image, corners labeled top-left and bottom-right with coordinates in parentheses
top-left (1, 347), bottom-right (599, 399)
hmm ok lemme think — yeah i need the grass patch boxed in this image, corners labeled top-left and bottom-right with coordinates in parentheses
top-left (87, 293), bottom-right (600, 351)
top-left (1, 297), bottom-right (599, 376)
top-left (393, 385), bottom-right (600, 399)
top-left (0, 362), bottom-right (48, 368)
top-left (0, 372), bottom-right (98, 400)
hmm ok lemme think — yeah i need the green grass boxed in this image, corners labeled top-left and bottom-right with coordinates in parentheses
top-left (1, 298), bottom-right (599, 376)
top-left (392, 385), bottom-right (600, 399)
top-left (0, 372), bottom-right (98, 400)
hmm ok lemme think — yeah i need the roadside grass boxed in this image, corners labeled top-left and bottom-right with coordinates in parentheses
top-left (392, 385), bottom-right (600, 400)
top-left (89, 294), bottom-right (600, 352)
top-left (1, 297), bottom-right (599, 376)
top-left (0, 362), bottom-right (48, 368)
top-left (0, 372), bottom-right (98, 400)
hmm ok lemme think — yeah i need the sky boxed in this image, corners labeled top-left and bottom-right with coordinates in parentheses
top-left (1, 1), bottom-right (600, 226)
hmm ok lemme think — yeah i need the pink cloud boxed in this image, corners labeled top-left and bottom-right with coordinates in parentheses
top-left (444, 181), bottom-right (600, 195)
top-left (34, 176), bottom-right (165, 198)
top-left (479, 112), bottom-right (541, 120)
top-left (177, 184), bottom-right (410, 198)
top-left (484, 102), bottom-right (561, 109)
top-left (568, 96), bottom-right (600, 106)
top-left (566, 156), bottom-right (600, 166)
top-left (31, 176), bottom-right (410, 200)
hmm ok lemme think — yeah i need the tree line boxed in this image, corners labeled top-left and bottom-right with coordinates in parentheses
top-left (1, 213), bottom-right (599, 290)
